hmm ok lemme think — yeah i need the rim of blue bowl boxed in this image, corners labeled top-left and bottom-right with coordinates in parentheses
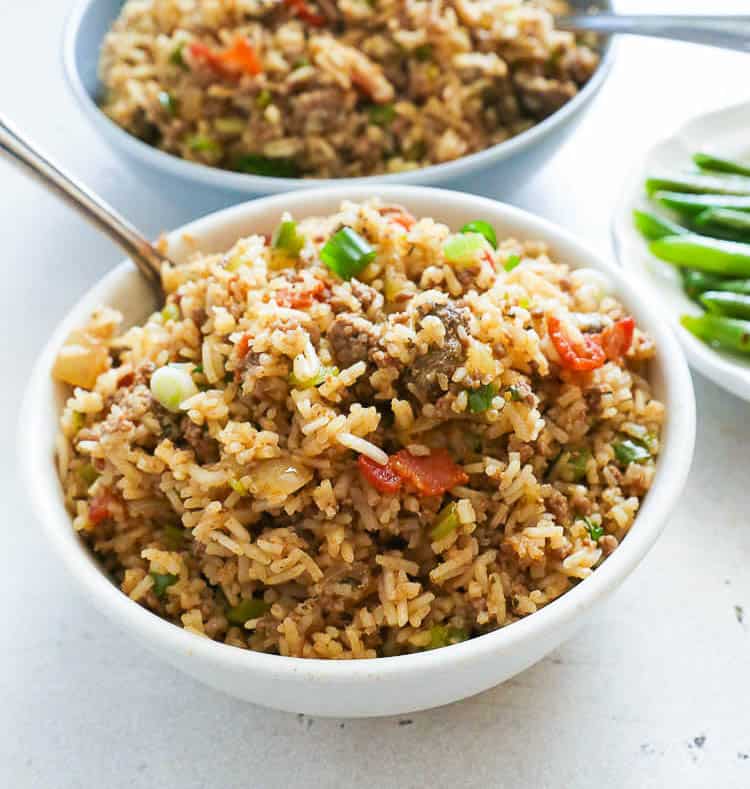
top-left (61, 0), bottom-right (617, 193)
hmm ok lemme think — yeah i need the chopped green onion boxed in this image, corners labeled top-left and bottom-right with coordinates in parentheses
top-left (71, 411), bottom-right (85, 432)
top-left (234, 154), bottom-right (299, 178)
top-left (468, 383), bottom-right (497, 413)
top-left (613, 439), bottom-right (651, 466)
top-left (368, 103), bottom-right (396, 126)
top-left (151, 572), bottom-right (178, 598)
top-left (405, 140), bottom-right (426, 161)
top-left (583, 517), bottom-right (604, 542)
top-left (169, 41), bottom-right (186, 68)
top-left (255, 89), bottom-right (272, 109)
top-left (214, 117), bottom-right (246, 135)
top-left (78, 464), bottom-right (99, 486)
top-left (158, 91), bottom-right (177, 116)
top-left (187, 134), bottom-right (221, 154)
top-left (554, 449), bottom-right (590, 482)
top-left (428, 624), bottom-right (468, 649)
top-left (443, 233), bottom-right (485, 267)
top-left (193, 364), bottom-right (204, 374)
top-left (321, 227), bottom-right (376, 280)
top-left (460, 220), bottom-right (497, 249)
top-left (150, 364), bottom-right (199, 412)
top-left (272, 220), bottom-right (305, 258)
top-left (505, 254), bottom-right (521, 272)
top-left (430, 502), bottom-right (460, 540)
top-left (229, 478), bottom-right (248, 496)
top-left (227, 597), bottom-right (271, 625)
top-left (289, 365), bottom-right (338, 390)
top-left (163, 524), bottom-right (188, 550)
top-left (414, 44), bottom-right (433, 62)
top-left (292, 57), bottom-right (310, 69)
top-left (507, 385), bottom-right (523, 402)
top-left (161, 303), bottom-right (180, 323)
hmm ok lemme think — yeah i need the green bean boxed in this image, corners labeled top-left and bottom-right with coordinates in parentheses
top-left (695, 207), bottom-right (750, 235)
top-left (681, 313), bottom-right (750, 354)
top-left (699, 291), bottom-right (750, 320)
top-left (632, 209), bottom-right (686, 240)
top-left (653, 190), bottom-right (750, 217)
top-left (649, 234), bottom-right (750, 277)
top-left (693, 152), bottom-right (750, 177)
top-left (645, 172), bottom-right (750, 197)
top-left (680, 270), bottom-right (750, 300)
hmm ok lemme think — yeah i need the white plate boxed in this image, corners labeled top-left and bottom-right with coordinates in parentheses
top-left (612, 100), bottom-right (750, 402)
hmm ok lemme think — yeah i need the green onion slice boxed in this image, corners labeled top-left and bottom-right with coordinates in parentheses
top-left (430, 502), bottom-right (460, 540)
top-left (187, 134), bottom-right (221, 154)
top-left (78, 464), bottom-right (99, 486)
top-left (505, 254), bottom-right (521, 272)
top-left (613, 439), bottom-right (651, 466)
top-left (161, 303), bottom-right (180, 323)
top-left (227, 597), bottom-right (271, 625)
top-left (235, 154), bottom-right (298, 178)
top-left (443, 233), bottom-right (485, 267)
top-left (169, 42), bottom-right (186, 68)
top-left (460, 220), bottom-right (497, 249)
top-left (428, 624), bottom-right (468, 649)
top-left (467, 383), bottom-right (497, 414)
top-left (150, 364), bottom-right (199, 412)
top-left (553, 449), bottom-right (590, 483)
top-left (583, 517), bottom-right (604, 541)
top-left (163, 524), bottom-right (187, 550)
top-left (289, 365), bottom-right (338, 390)
top-left (158, 91), bottom-right (177, 116)
top-left (368, 103), bottom-right (396, 126)
top-left (272, 220), bottom-right (305, 258)
top-left (321, 227), bottom-right (376, 280)
top-left (151, 572), bottom-right (178, 598)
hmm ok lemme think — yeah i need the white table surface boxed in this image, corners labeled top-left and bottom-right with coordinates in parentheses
top-left (2, 2), bottom-right (750, 787)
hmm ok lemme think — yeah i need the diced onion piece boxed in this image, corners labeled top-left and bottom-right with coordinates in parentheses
top-left (570, 267), bottom-right (613, 300)
top-left (443, 233), bottom-right (485, 267)
top-left (53, 340), bottom-right (109, 389)
top-left (247, 458), bottom-right (313, 501)
top-left (150, 364), bottom-right (199, 412)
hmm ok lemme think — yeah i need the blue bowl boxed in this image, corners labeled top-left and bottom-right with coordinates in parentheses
top-left (63, 0), bottom-right (615, 196)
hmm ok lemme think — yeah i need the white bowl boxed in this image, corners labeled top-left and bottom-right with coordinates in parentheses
top-left (63, 0), bottom-right (615, 196)
top-left (20, 186), bottom-right (695, 717)
top-left (612, 100), bottom-right (750, 402)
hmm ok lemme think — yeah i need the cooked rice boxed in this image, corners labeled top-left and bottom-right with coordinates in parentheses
top-left (55, 199), bottom-right (663, 659)
top-left (98, 0), bottom-right (599, 178)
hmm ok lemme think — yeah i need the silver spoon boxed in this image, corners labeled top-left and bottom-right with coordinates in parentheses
top-left (0, 115), bottom-right (167, 295)
top-left (557, 14), bottom-right (750, 53)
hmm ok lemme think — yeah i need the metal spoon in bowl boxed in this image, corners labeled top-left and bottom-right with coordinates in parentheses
top-left (556, 14), bottom-right (750, 52)
top-left (0, 114), bottom-right (167, 295)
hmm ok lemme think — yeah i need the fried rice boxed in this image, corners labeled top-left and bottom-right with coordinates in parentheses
top-left (54, 199), bottom-right (663, 659)
top-left (98, 0), bottom-right (599, 178)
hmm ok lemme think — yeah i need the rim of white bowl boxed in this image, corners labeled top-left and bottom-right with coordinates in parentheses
top-left (20, 185), bottom-right (695, 682)
top-left (61, 0), bottom-right (617, 193)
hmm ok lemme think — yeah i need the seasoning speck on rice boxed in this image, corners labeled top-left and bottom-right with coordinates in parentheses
top-left (97, 0), bottom-right (599, 178)
top-left (54, 199), bottom-right (664, 659)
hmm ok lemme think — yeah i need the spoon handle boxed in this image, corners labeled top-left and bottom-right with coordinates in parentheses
top-left (557, 14), bottom-right (750, 53)
top-left (0, 115), bottom-right (165, 292)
